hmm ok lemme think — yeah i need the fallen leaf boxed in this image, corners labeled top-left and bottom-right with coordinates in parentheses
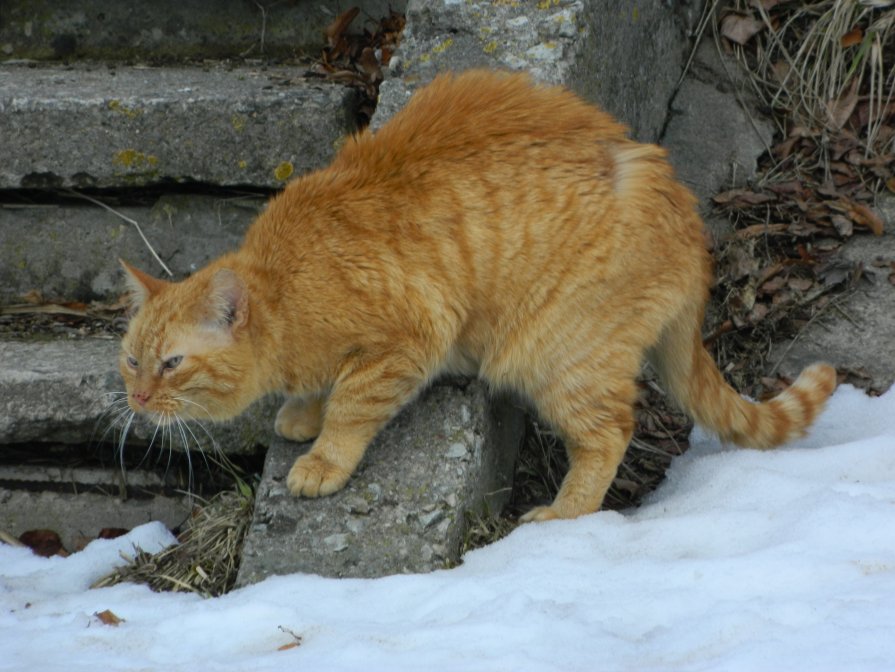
top-left (721, 12), bottom-right (764, 45)
top-left (714, 189), bottom-right (775, 206)
top-left (840, 27), bottom-right (863, 48)
top-left (324, 7), bottom-right (360, 48)
top-left (19, 529), bottom-right (66, 558)
top-left (831, 214), bottom-right (854, 236)
top-left (826, 78), bottom-right (859, 130)
top-left (788, 277), bottom-right (814, 291)
top-left (97, 528), bottom-right (129, 540)
top-left (849, 201), bottom-right (885, 235)
top-left (278, 642), bottom-right (301, 651)
top-left (95, 610), bottom-right (124, 627)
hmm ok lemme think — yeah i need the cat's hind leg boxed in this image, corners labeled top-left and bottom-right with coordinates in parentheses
top-left (520, 356), bottom-right (638, 522)
top-left (275, 395), bottom-right (325, 442)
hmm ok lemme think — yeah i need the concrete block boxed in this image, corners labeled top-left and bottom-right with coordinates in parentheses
top-left (374, 0), bottom-right (702, 142)
top-left (661, 41), bottom-right (775, 209)
top-left (0, 194), bottom-right (264, 303)
top-left (237, 381), bottom-right (524, 582)
top-left (0, 337), bottom-right (277, 453)
top-left (0, 64), bottom-right (358, 189)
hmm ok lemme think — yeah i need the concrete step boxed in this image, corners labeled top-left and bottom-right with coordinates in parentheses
top-left (237, 382), bottom-right (524, 583)
top-left (0, 337), bottom-right (277, 453)
top-left (1, 0), bottom-right (404, 62)
top-left (0, 63), bottom-right (358, 189)
top-left (0, 193), bottom-right (264, 303)
top-left (0, 462), bottom-right (192, 551)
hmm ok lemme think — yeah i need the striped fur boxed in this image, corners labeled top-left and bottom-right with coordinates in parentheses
top-left (120, 70), bottom-right (837, 521)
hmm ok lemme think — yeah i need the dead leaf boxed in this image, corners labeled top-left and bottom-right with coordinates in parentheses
top-left (887, 177), bottom-right (895, 193)
top-left (831, 214), bottom-right (854, 236)
top-left (95, 610), bottom-right (124, 627)
top-left (721, 12), bottom-right (765, 45)
top-left (849, 201), bottom-right (885, 235)
top-left (840, 27), bottom-right (863, 48)
top-left (826, 79), bottom-right (859, 130)
top-left (324, 7), bottom-right (360, 48)
top-left (19, 529), bottom-right (67, 558)
top-left (787, 277), bottom-right (814, 291)
top-left (714, 189), bottom-right (775, 207)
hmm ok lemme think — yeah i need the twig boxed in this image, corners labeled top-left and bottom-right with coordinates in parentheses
top-left (65, 190), bottom-right (173, 277)
top-left (0, 530), bottom-right (25, 547)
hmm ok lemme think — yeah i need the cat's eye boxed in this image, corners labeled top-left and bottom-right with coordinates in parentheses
top-left (126, 355), bottom-right (138, 369)
top-left (162, 355), bottom-right (183, 371)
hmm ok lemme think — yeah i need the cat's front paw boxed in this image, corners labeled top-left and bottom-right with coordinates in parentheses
top-left (287, 453), bottom-right (351, 497)
top-left (519, 505), bottom-right (561, 523)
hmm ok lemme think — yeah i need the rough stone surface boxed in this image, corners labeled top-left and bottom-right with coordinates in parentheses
top-left (0, 64), bottom-right (358, 189)
top-left (237, 381), bottom-right (524, 583)
top-left (770, 195), bottom-right (895, 394)
top-left (0, 337), bottom-right (277, 453)
top-left (0, 0), bottom-right (405, 61)
top-left (374, 0), bottom-right (703, 143)
top-left (0, 194), bottom-right (264, 303)
top-left (0, 465), bottom-right (191, 550)
top-left (662, 41), bottom-right (775, 213)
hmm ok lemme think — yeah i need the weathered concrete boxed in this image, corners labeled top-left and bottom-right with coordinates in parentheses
top-left (374, 0), bottom-right (703, 143)
top-left (662, 41), bottom-right (775, 211)
top-left (0, 64), bottom-right (358, 189)
top-left (770, 195), bottom-right (895, 394)
top-left (0, 464), bottom-right (191, 550)
top-left (0, 0), bottom-right (405, 61)
top-left (0, 337), bottom-right (277, 453)
top-left (0, 194), bottom-right (264, 303)
top-left (237, 381), bottom-right (524, 583)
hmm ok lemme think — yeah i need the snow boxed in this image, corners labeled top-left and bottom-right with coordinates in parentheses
top-left (2, 384), bottom-right (894, 672)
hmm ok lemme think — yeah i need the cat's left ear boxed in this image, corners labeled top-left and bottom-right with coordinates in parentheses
top-left (207, 269), bottom-right (249, 333)
top-left (120, 259), bottom-right (169, 310)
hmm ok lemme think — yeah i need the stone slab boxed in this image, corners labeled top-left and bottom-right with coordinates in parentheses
top-left (770, 196), bottom-right (895, 394)
top-left (662, 41), bottom-right (775, 212)
top-left (0, 337), bottom-right (277, 453)
top-left (0, 0), bottom-right (404, 61)
top-left (0, 63), bottom-right (358, 189)
top-left (374, 0), bottom-right (702, 143)
top-left (0, 193), bottom-right (264, 303)
top-left (236, 381), bottom-right (524, 582)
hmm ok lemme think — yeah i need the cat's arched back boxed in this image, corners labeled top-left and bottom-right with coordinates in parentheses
top-left (120, 70), bottom-right (836, 520)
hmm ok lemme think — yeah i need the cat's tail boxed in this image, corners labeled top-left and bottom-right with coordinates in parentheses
top-left (650, 304), bottom-right (837, 449)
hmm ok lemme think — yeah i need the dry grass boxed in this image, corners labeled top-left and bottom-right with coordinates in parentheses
top-left (92, 485), bottom-right (254, 597)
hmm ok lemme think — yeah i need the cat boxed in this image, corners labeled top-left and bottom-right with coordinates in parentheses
top-left (119, 69), bottom-right (837, 521)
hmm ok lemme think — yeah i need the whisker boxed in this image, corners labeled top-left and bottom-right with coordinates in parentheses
top-left (173, 416), bottom-right (195, 493)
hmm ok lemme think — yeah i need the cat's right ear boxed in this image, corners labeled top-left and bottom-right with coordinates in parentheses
top-left (120, 259), bottom-right (168, 311)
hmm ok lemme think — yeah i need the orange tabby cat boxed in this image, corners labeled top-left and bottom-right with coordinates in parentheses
top-left (119, 69), bottom-right (837, 521)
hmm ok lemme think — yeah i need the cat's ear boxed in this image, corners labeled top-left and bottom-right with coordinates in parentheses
top-left (206, 269), bottom-right (249, 333)
top-left (120, 259), bottom-right (168, 310)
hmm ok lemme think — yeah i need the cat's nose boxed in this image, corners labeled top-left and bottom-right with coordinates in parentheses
top-left (132, 390), bottom-right (151, 407)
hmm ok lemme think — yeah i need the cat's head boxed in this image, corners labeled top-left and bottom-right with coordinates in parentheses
top-left (118, 259), bottom-right (257, 423)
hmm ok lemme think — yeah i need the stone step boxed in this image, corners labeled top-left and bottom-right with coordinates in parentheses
top-left (0, 337), bottom-right (277, 453)
top-left (1, 0), bottom-right (403, 61)
top-left (0, 193), bottom-right (263, 303)
top-left (237, 382), bottom-right (524, 583)
top-left (0, 63), bottom-right (358, 189)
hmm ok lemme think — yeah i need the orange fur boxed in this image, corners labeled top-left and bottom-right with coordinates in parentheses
top-left (119, 70), bottom-right (837, 520)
